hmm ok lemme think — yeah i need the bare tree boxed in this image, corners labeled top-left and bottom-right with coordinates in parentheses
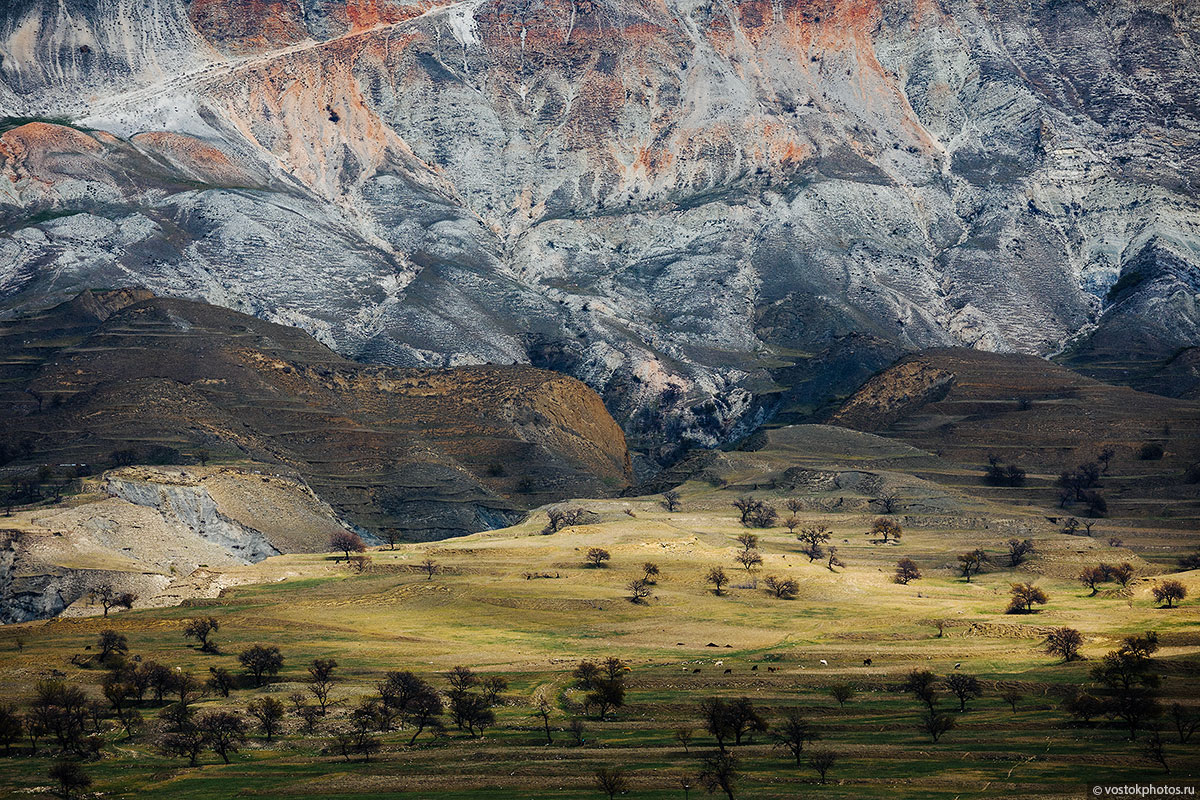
top-left (1007, 538), bottom-right (1034, 567)
top-left (1098, 447), bottom-right (1115, 474)
top-left (783, 515), bottom-right (800, 535)
top-left (1007, 583), bottom-right (1049, 614)
top-left (808, 750), bottom-right (837, 783)
top-left (1169, 703), bottom-right (1199, 744)
top-left (585, 548), bottom-right (611, 568)
top-left (247, 697), bottom-right (284, 741)
top-left (903, 669), bottom-right (938, 711)
top-left (957, 549), bottom-right (987, 582)
top-left (785, 497), bottom-right (803, 514)
top-left (699, 750), bottom-right (739, 800)
top-left (921, 709), bottom-right (955, 742)
top-left (593, 767), bottom-right (628, 800)
top-left (870, 518), bottom-right (902, 544)
top-left (330, 531), bottom-right (365, 562)
top-left (829, 684), bottom-right (855, 708)
top-left (380, 529), bottom-right (401, 550)
top-left (183, 617), bottom-right (220, 653)
top-left (1044, 627), bottom-right (1083, 662)
top-left (1079, 566), bottom-right (1107, 596)
top-left (419, 558), bottom-right (439, 580)
top-left (197, 710), bottom-right (247, 764)
top-left (732, 496), bottom-right (759, 525)
top-left (1001, 689), bottom-right (1023, 712)
top-left (798, 524), bottom-right (831, 562)
top-left (945, 673), bottom-right (982, 712)
top-left (533, 691), bottom-right (554, 745)
top-left (735, 532), bottom-right (758, 552)
top-left (826, 547), bottom-right (844, 571)
top-left (642, 562), bottom-right (661, 584)
top-left (238, 644), bottom-right (284, 686)
top-left (894, 558), bottom-right (921, 585)
top-left (674, 726), bottom-right (694, 753)
top-left (763, 575), bottom-right (798, 599)
top-left (88, 583), bottom-right (136, 616)
top-left (308, 658), bottom-right (338, 713)
top-left (707, 566), bottom-right (729, 595)
top-left (627, 578), bottom-right (652, 603)
top-left (747, 503), bottom-right (778, 528)
top-left (1152, 580), bottom-right (1187, 608)
top-left (771, 708), bottom-right (817, 765)
top-left (875, 492), bottom-right (900, 514)
top-left (661, 490), bottom-right (682, 512)
top-left (735, 549), bottom-right (763, 573)
top-left (1111, 563), bottom-right (1135, 588)
top-left (97, 629), bottom-right (128, 662)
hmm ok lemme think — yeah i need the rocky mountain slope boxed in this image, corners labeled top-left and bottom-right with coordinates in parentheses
top-left (0, 290), bottom-right (631, 539)
top-left (1, 465), bottom-right (349, 623)
top-left (2, 0), bottom-right (1199, 455)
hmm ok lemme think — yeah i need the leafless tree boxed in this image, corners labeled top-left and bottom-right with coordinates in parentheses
top-left (594, 767), bottom-right (628, 799)
top-left (763, 575), bottom-right (798, 599)
top-left (183, 617), bottom-right (220, 653)
top-left (707, 566), bottom-right (729, 595)
top-left (627, 578), bottom-right (652, 603)
top-left (330, 531), bottom-right (365, 562)
top-left (308, 658), bottom-right (338, 713)
top-left (1044, 627), bottom-right (1083, 662)
top-left (1152, 580), bottom-right (1187, 608)
top-left (1007, 583), bottom-right (1049, 614)
top-left (808, 749), bottom-right (837, 783)
top-left (894, 558), bottom-right (921, 585)
top-left (661, 490), bottom-right (682, 512)
top-left (771, 708), bottom-right (817, 765)
top-left (798, 524), bottom-right (831, 562)
top-left (1007, 538), bottom-right (1034, 567)
top-left (735, 549), bottom-right (763, 573)
top-left (585, 548), bottom-right (611, 568)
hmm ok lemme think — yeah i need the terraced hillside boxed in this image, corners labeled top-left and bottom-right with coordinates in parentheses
top-left (0, 291), bottom-right (631, 539)
top-left (0, 425), bottom-right (1195, 798)
top-left (828, 349), bottom-right (1200, 536)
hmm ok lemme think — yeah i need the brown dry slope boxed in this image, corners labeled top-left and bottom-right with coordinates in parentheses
top-left (0, 291), bottom-right (631, 539)
top-left (828, 348), bottom-right (1200, 531)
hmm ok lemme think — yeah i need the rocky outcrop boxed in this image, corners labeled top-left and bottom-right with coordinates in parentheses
top-left (2, 0), bottom-right (1199, 452)
top-left (104, 474), bottom-right (283, 562)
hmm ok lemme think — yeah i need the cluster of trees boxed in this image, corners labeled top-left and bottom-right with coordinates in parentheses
top-left (983, 455), bottom-right (1026, 487)
top-left (901, 668), bottom-right (988, 743)
top-left (596, 696), bottom-right (841, 799)
top-left (1060, 631), bottom-right (1195, 770)
top-left (1, 464), bottom-right (84, 514)
top-left (544, 506), bottom-right (588, 534)
top-left (1057, 462), bottom-right (1107, 517)
top-left (573, 658), bottom-right (629, 720)
top-left (1078, 563), bottom-right (1135, 595)
top-left (731, 496), bottom-right (778, 529)
top-left (627, 562), bottom-right (660, 603)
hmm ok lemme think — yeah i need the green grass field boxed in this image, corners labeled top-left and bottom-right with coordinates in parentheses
top-left (1, 426), bottom-right (1197, 798)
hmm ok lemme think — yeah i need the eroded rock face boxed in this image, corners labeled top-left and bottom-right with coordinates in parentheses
top-left (2, 0), bottom-right (1199, 455)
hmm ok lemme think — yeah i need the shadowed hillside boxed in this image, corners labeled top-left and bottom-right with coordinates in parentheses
top-left (0, 291), bottom-right (631, 540)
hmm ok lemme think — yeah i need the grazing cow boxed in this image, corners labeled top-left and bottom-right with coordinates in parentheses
top-left (820, 659), bottom-right (828, 666)
top-left (954, 662), bottom-right (962, 670)
top-left (715, 661), bottom-right (723, 666)
top-left (693, 668), bottom-right (701, 673)
top-left (751, 665), bottom-right (758, 671)
top-left (724, 668), bottom-right (732, 674)
top-left (767, 667), bottom-right (777, 673)
top-left (863, 658), bottom-right (872, 667)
